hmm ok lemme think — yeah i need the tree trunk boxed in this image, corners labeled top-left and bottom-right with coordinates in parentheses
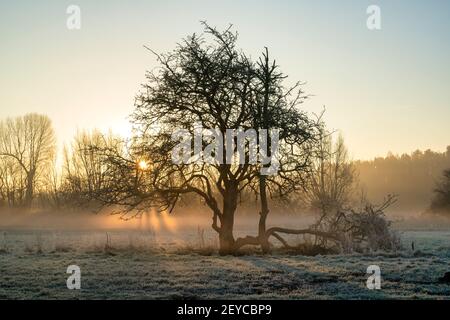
top-left (219, 215), bottom-right (235, 255)
top-left (258, 175), bottom-right (270, 253)
top-left (257, 47), bottom-right (272, 253)
top-left (218, 184), bottom-right (238, 255)
top-left (24, 171), bottom-right (34, 208)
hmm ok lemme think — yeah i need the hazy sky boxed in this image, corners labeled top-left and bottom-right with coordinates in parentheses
top-left (1, 0), bottom-right (449, 160)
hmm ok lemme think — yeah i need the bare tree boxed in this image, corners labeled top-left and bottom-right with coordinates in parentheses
top-left (96, 24), bottom-right (259, 254)
top-left (0, 155), bottom-right (25, 207)
top-left (304, 132), bottom-right (357, 225)
top-left (60, 130), bottom-right (124, 208)
top-left (0, 114), bottom-right (56, 207)
top-left (92, 23), bottom-right (320, 254)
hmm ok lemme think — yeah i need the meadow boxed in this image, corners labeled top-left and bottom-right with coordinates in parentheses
top-left (1, 214), bottom-right (449, 299)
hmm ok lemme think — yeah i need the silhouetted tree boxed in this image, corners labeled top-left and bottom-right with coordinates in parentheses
top-left (92, 23), bottom-right (321, 254)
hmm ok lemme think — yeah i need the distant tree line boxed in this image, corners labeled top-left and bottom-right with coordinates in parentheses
top-left (355, 147), bottom-right (450, 214)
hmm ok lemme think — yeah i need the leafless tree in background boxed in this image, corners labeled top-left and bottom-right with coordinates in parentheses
top-left (0, 114), bottom-right (56, 207)
top-left (0, 155), bottom-right (25, 206)
top-left (304, 133), bottom-right (357, 230)
top-left (59, 130), bottom-right (124, 209)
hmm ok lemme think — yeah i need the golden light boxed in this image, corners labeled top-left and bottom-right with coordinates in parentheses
top-left (138, 160), bottom-right (148, 171)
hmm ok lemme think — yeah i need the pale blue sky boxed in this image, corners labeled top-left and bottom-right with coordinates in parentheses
top-left (0, 0), bottom-right (449, 159)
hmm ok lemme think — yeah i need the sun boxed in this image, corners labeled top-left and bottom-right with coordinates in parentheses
top-left (138, 160), bottom-right (148, 171)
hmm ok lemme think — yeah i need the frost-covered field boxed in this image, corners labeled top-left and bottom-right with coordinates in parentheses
top-left (0, 226), bottom-right (450, 300)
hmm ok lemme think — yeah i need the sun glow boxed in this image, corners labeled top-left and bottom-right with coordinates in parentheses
top-left (138, 160), bottom-right (148, 171)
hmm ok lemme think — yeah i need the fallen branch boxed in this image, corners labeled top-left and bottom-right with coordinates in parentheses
top-left (265, 227), bottom-right (342, 245)
top-left (232, 227), bottom-right (342, 252)
top-left (233, 235), bottom-right (260, 251)
top-left (270, 232), bottom-right (292, 248)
